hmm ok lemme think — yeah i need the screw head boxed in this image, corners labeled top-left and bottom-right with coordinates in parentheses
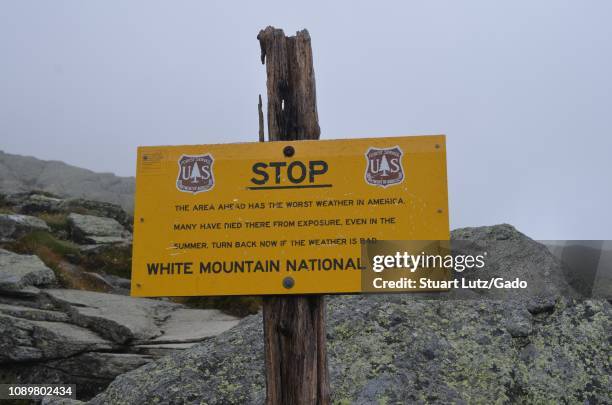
top-left (282, 276), bottom-right (295, 289)
top-left (283, 145), bottom-right (295, 157)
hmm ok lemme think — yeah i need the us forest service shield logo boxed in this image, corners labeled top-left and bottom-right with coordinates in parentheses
top-left (364, 146), bottom-right (404, 187)
top-left (176, 154), bottom-right (214, 194)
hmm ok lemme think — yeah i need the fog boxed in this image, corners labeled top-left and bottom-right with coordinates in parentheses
top-left (1, 1), bottom-right (611, 239)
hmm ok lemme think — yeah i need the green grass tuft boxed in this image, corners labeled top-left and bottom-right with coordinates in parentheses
top-left (10, 230), bottom-right (81, 258)
top-left (38, 212), bottom-right (71, 233)
top-left (80, 244), bottom-right (132, 279)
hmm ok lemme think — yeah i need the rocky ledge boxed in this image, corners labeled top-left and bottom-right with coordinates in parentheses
top-left (0, 249), bottom-right (239, 399)
top-left (80, 225), bottom-right (609, 404)
top-left (0, 193), bottom-right (240, 400)
top-left (1, 191), bottom-right (609, 403)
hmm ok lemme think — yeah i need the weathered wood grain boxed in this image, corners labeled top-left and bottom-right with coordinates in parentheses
top-left (258, 26), bottom-right (321, 141)
top-left (257, 26), bottom-right (330, 405)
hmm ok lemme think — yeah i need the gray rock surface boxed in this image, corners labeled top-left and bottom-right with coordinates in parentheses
top-left (3, 192), bottom-right (132, 228)
top-left (98, 273), bottom-right (131, 295)
top-left (450, 224), bottom-right (571, 300)
top-left (2, 222), bottom-right (609, 403)
top-left (67, 213), bottom-right (131, 244)
top-left (0, 213), bottom-right (50, 241)
top-left (0, 285), bottom-right (43, 298)
top-left (44, 289), bottom-right (179, 344)
top-left (42, 399), bottom-right (84, 405)
top-left (0, 249), bottom-right (240, 401)
top-left (48, 352), bottom-right (154, 380)
top-left (0, 249), bottom-right (56, 292)
top-left (148, 308), bottom-right (241, 344)
top-left (4, 192), bottom-right (64, 214)
top-left (0, 313), bottom-right (115, 362)
top-left (0, 289), bottom-right (240, 400)
top-left (8, 352), bottom-right (153, 401)
top-left (0, 303), bottom-right (69, 322)
top-left (91, 296), bottom-right (611, 405)
top-left (90, 225), bottom-right (611, 405)
top-left (60, 198), bottom-right (132, 228)
top-left (0, 150), bottom-right (134, 212)
top-left (0, 288), bottom-right (239, 393)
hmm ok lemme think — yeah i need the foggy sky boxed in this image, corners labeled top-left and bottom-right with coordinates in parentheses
top-left (1, 1), bottom-right (611, 239)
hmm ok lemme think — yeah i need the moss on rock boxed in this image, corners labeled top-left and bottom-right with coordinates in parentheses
top-left (89, 295), bottom-right (611, 405)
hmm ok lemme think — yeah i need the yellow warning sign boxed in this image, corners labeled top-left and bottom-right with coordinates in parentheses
top-left (131, 135), bottom-right (449, 296)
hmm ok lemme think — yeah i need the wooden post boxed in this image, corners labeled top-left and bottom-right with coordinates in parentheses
top-left (257, 26), bottom-right (330, 405)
